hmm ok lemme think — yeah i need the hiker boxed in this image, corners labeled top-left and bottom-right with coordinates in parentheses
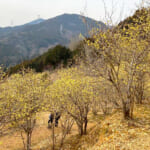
top-left (48, 112), bottom-right (61, 127)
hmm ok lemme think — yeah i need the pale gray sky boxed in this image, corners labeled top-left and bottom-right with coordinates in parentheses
top-left (0, 0), bottom-right (143, 27)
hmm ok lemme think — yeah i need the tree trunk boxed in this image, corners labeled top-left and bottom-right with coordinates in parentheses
top-left (123, 100), bottom-right (133, 119)
top-left (52, 122), bottom-right (55, 150)
top-left (77, 123), bottom-right (84, 136)
top-left (83, 117), bottom-right (88, 135)
top-left (80, 125), bottom-right (84, 136)
top-left (27, 132), bottom-right (32, 150)
top-left (123, 105), bottom-right (130, 119)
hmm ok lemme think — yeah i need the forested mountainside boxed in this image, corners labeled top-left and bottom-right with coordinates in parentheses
top-left (0, 14), bottom-right (106, 67)
top-left (7, 45), bottom-right (75, 74)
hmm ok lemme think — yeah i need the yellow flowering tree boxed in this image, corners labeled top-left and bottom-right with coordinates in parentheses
top-left (85, 8), bottom-right (150, 119)
top-left (0, 70), bottom-right (50, 150)
top-left (0, 67), bottom-right (8, 134)
top-left (47, 68), bottom-right (96, 135)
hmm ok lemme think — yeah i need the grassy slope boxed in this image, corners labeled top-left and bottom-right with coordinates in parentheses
top-left (0, 112), bottom-right (97, 150)
top-left (1, 104), bottom-right (150, 150)
top-left (68, 104), bottom-right (150, 150)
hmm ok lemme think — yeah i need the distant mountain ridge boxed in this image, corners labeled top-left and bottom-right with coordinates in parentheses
top-left (26, 18), bottom-right (45, 25)
top-left (0, 14), bottom-right (106, 67)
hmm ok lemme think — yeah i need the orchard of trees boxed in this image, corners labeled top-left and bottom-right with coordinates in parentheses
top-left (0, 6), bottom-right (150, 150)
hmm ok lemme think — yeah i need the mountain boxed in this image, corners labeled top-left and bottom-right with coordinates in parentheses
top-left (26, 18), bottom-right (45, 25)
top-left (8, 45), bottom-right (74, 74)
top-left (0, 14), bottom-right (106, 67)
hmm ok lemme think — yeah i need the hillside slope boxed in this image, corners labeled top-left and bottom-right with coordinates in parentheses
top-left (62, 104), bottom-right (150, 150)
top-left (1, 104), bottom-right (149, 150)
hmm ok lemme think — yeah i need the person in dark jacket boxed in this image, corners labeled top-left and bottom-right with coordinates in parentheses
top-left (48, 112), bottom-right (61, 127)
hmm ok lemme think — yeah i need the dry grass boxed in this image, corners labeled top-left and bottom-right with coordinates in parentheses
top-left (1, 104), bottom-right (150, 150)
top-left (56, 104), bottom-right (150, 150)
top-left (87, 105), bottom-right (150, 150)
top-left (0, 112), bottom-right (97, 150)
top-left (0, 112), bottom-right (51, 150)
